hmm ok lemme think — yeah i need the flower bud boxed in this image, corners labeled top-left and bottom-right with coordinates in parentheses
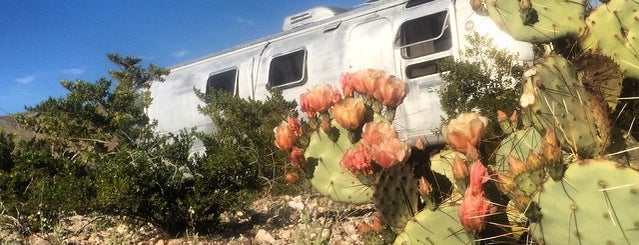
top-left (509, 110), bottom-right (518, 123)
top-left (452, 156), bottom-right (469, 180)
top-left (541, 129), bottom-right (561, 165)
top-left (507, 155), bottom-right (526, 176)
top-left (496, 110), bottom-right (507, 122)
top-left (284, 172), bottom-right (299, 184)
top-left (290, 146), bottom-right (306, 167)
top-left (526, 151), bottom-right (543, 169)
top-left (414, 137), bottom-right (425, 150)
top-left (418, 177), bottom-right (433, 196)
top-left (496, 172), bottom-right (516, 194)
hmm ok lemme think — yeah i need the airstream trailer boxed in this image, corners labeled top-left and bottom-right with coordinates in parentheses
top-left (148, 0), bottom-right (533, 152)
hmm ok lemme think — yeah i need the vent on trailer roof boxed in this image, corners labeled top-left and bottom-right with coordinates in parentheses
top-left (282, 6), bottom-right (348, 31)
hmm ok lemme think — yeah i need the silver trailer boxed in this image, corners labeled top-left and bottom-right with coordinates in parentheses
top-left (148, 0), bottom-right (532, 151)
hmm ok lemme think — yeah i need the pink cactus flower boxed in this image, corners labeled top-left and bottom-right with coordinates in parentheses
top-left (459, 161), bottom-right (491, 234)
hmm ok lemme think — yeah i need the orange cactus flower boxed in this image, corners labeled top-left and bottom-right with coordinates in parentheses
top-left (300, 84), bottom-right (341, 117)
top-left (373, 76), bottom-right (409, 107)
top-left (442, 113), bottom-right (488, 153)
top-left (360, 122), bottom-right (397, 147)
top-left (352, 69), bottom-right (389, 97)
top-left (370, 137), bottom-right (410, 168)
top-left (340, 72), bottom-right (358, 98)
top-left (273, 120), bottom-right (298, 151)
top-left (332, 98), bottom-right (366, 130)
top-left (341, 144), bottom-right (374, 175)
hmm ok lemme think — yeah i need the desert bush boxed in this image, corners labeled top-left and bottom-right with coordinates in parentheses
top-left (196, 87), bottom-right (299, 197)
top-left (439, 33), bottom-right (526, 120)
top-left (1, 54), bottom-right (299, 236)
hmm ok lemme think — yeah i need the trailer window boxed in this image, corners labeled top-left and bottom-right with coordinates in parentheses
top-left (399, 11), bottom-right (452, 59)
top-left (268, 50), bottom-right (307, 87)
top-left (405, 57), bottom-right (449, 79)
top-left (406, 0), bottom-right (437, 8)
top-left (206, 68), bottom-right (237, 95)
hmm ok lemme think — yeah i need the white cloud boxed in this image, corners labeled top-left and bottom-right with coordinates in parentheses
top-left (235, 16), bottom-right (254, 25)
top-left (172, 50), bottom-right (189, 58)
top-left (61, 67), bottom-right (86, 76)
top-left (15, 74), bottom-right (36, 84)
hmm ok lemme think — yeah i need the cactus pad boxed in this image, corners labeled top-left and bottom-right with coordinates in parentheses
top-left (580, 0), bottom-right (639, 80)
top-left (531, 159), bottom-right (639, 244)
top-left (429, 150), bottom-right (465, 185)
top-left (304, 120), bottom-right (374, 204)
top-left (373, 162), bottom-right (418, 228)
top-left (520, 55), bottom-right (610, 158)
top-left (484, 0), bottom-right (586, 43)
top-left (393, 205), bottom-right (474, 244)
top-left (494, 127), bottom-right (542, 173)
top-left (573, 53), bottom-right (624, 111)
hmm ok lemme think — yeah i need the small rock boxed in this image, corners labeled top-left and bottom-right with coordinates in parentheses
top-left (116, 223), bottom-right (128, 234)
top-left (88, 233), bottom-right (104, 244)
top-left (287, 199), bottom-right (304, 211)
top-left (28, 235), bottom-right (51, 245)
top-left (255, 229), bottom-right (275, 244)
top-left (155, 239), bottom-right (165, 245)
top-left (167, 238), bottom-right (185, 245)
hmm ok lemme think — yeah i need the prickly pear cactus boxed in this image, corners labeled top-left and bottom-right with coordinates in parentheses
top-left (393, 205), bottom-right (474, 244)
top-left (579, 0), bottom-right (639, 79)
top-left (304, 120), bottom-right (374, 204)
top-left (531, 159), bottom-right (639, 244)
top-left (429, 150), bottom-right (465, 185)
top-left (520, 55), bottom-right (610, 158)
top-left (373, 162), bottom-right (418, 228)
top-left (484, 0), bottom-right (586, 43)
top-left (494, 127), bottom-right (542, 173)
top-left (572, 53), bottom-right (624, 111)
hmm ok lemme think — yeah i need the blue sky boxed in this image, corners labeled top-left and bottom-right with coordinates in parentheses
top-left (0, 0), bottom-right (362, 115)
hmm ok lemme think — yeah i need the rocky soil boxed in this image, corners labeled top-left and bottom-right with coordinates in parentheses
top-left (0, 193), bottom-right (377, 244)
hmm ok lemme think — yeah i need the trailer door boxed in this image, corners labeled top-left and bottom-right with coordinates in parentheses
top-left (345, 18), bottom-right (395, 73)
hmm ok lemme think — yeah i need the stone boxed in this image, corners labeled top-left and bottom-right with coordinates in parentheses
top-left (255, 229), bottom-right (276, 244)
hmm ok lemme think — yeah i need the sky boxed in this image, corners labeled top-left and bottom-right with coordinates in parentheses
top-left (0, 0), bottom-right (363, 115)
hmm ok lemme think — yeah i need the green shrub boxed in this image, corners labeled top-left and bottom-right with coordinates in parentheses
top-left (0, 134), bottom-right (95, 233)
top-left (1, 54), bottom-right (299, 236)
top-left (196, 87), bottom-right (299, 196)
top-left (439, 33), bottom-right (526, 120)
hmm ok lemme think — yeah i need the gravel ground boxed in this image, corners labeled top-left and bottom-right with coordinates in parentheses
top-left (0, 193), bottom-right (377, 245)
